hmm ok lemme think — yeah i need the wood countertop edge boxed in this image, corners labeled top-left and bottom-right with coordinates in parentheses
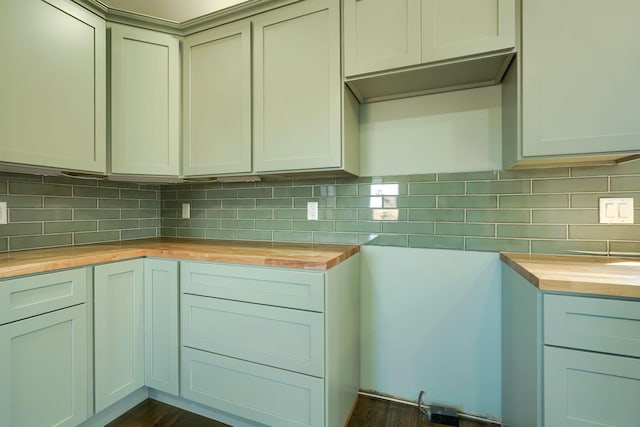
top-left (0, 241), bottom-right (360, 279)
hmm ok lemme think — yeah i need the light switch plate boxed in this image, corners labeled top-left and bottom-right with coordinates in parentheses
top-left (307, 202), bottom-right (318, 220)
top-left (181, 203), bottom-right (191, 219)
top-left (599, 198), bottom-right (634, 224)
top-left (0, 201), bottom-right (6, 224)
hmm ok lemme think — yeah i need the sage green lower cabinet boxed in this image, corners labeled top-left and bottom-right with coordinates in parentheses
top-left (0, 268), bottom-right (89, 427)
top-left (180, 255), bottom-right (360, 427)
top-left (502, 263), bottom-right (640, 427)
top-left (144, 259), bottom-right (179, 396)
top-left (94, 259), bottom-right (145, 413)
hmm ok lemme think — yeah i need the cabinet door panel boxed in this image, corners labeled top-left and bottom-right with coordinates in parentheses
top-left (253, 0), bottom-right (341, 172)
top-left (343, 0), bottom-right (421, 76)
top-left (522, 0), bottom-right (640, 157)
top-left (94, 260), bottom-right (144, 412)
top-left (544, 346), bottom-right (640, 427)
top-left (421, 0), bottom-right (515, 62)
top-left (183, 21), bottom-right (252, 176)
top-left (0, 305), bottom-right (88, 427)
top-left (110, 24), bottom-right (180, 176)
top-left (0, 0), bottom-right (106, 173)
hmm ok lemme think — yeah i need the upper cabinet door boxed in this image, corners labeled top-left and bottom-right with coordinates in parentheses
top-left (253, 0), bottom-right (341, 173)
top-left (521, 0), bottom-right (640, 158)
top-left (421, 0), bottom-right (515, 63)
top-left (343, 0), bottom-right (421, 76)
top-left (182, 21), bottom-right (252, 176)
top-left (0, 0), bottom-right (106, 173)
top-left (109, 24), bottom-right (180, 176)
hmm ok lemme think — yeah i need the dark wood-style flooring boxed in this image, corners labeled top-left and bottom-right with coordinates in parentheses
top-left (107, 396), bottom-right (497, 427)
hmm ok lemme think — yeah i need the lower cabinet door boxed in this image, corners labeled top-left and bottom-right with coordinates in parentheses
top-left (181, 347), bottom-right (324, 427)
top-left (544, 346), bottom-right (640, 426)
top-left (0, 304), bottom-right (88, 427)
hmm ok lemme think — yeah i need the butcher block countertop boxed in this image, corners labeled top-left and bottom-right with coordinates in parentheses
top-left (501, 252), bottom-right (640, 298)
top-left (0, 238), bottom-right (360, 279)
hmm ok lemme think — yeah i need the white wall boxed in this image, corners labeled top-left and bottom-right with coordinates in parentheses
top-left (360, 246), bottom-right (501, 419)
top-left (359, 85), bottom-right (502, 176)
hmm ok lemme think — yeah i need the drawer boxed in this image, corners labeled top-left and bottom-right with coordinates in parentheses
top-left (182, 294), bottom-right (324, 377)
top-left (544, 346), bottom-right (640, 427)
top-left (181, 347), bottom-right (324, 427)
top-left (544, 294), bottom-right (640, 358)
top-left (0, 268), bottom-right (87, 325)
top-left (180, 261), bottom-right (324, 312)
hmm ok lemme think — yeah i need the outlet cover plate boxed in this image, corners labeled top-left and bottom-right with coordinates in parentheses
top-left (599, 198), bottom-right (634, 224)
top-left (0, 202), bottom-right (7, 224)
top-left (307, 202), bottom-right (318, 220)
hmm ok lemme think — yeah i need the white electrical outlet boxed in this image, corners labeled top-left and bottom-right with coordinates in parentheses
top-left (307, 201), bottom-right (319, 220)
top-left (599, 197), bottom-right (634, 224)
top-left (182, 203), bottom-right (191, 219)
top-left (0, 201), bottom-right (7, 224)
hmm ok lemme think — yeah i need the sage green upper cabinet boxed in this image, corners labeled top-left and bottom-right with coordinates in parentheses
top-left (109, 24), bottom-right (180, 177)
top-left (344, 0), bottom-right (515, 102)
top-left (183, 21), bottom-right (252, 176)
top-left (343, 0), bottom-right (421, 76)
top-left (254, 0), bottom-right (358, 175)
top-left (502, 0), bottom-right (640, 168)
top-left (0, 0), bottom-right (106, 173)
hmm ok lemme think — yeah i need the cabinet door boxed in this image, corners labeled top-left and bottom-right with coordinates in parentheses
top-left (183, 21), bottom-right (252, 176)
top-left (0, 305), bottom-right (88, 427)
top-left (253, 0), bottom-right (342, 173)
top-left (0, 0), bottom-right (106, 173)
top-left (421, 0), bottom-right (515, 63)
top-left (343, 0), bottom-right (421, 76)
top-left (521, 0), bottom-right (640, 157)
top-left (144, 259), bottom-right (179, 395)
top-left (544, 346), bottom-right (640, 427)
top-left (94, 259), bottom-right (144, 412)
top-left (110, 24), bottom-right (180, 176)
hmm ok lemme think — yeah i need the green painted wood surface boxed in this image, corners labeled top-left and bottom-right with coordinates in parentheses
top-left (0, 0), bottom-right (106, 173)
top-left (109, 24), bottom-right (180, 176)
top-left (253, 0), bottom-right (342, 173)
top-left (544, 346), bottom-right (640, 426)
top-left (182, 21), bottom-right (252, 176)
top-left (181, 347), bottom-right (325, 427)
top-left (0, 304), bottom-right (88, 427)
top-left (144, 259), bottom-right (179, 396)
top-left (94, 259), bottom-right (145, 412)
top-left (343, 0), bottom-right (421, 77)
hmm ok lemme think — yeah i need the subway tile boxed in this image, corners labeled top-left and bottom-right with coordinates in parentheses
top-left (207, 189), bottom-right (238, 199)
top-left (175, 228), bottom-right (207, 239)
top-left (99, 180), bottom-right (138, 189)
top-left (314, 185), bottom-right (337, 197)
top-left (239, 209), bottom-right (274, 219)
top-left (312, 232), bottom-right (357, 244)
top-left (0, 172), bottom-right (43, 182)
top-left (162, 218), bottom-right (191, 228)
top-left (44, 221), bottom-right (97, 234)
top-left (570, 192), bottom-right (640, 208)
top-left (499, 168), bottom-right (570, 179)
top-left (467, 180), bottom-right (531, 195)
top-left (162, 200), bottom-right (182, 210)
top-left (0, 223), bottom-right (42, 237)
top-left (532, 177), bottom-right (608, 194)
top-left (175, 190), bottom-right (206, 200)
top-left (438, 171), bottom-right (498, 182)
top-left (256, 198), bottom-right (292, 208)
top-left (97, 199), bottom-right (138, 209)
top-left (438, 196), bottom-right (497, 209)
top-left (238, 188), bottom-right (273, 199)
top-left (569, 225), bottom-right (640, 241)
top-left (359, 183), bottom-right (407, 196)
top-left (75, 209), bottom-right (120, 220)
top-left (99, 220), bottom-right (139, 231)
top-left (407, 235), bottom-right (464, 250)
top-left (357, 234), bottom-right (379, 245)
top-left (274, 209), bottom-right (306, 220)
top-left (571, 159), bottom-right (640, 177)
top-left (0, 238), bottom-right (7, 252)
top-left (498, 224), bottom-right (566, 239)
top-left (139, 219), bottom-right (161, 228)
top-left (10, 208), bottom-right (71, 222)
top-left (409, 209), bottom-right (464, 222)
top-left (45, 175), bottom-right (96, 186)
top-left (238, 230), bottom-right (272, 241)
top-left (257, 179), bottom-right (293, 188)
top-left (221, 220), bottom-right (255, 229)
top-left (409, 182), bottom-right (464, 195)
top-left (205, 209), bottom-right (237, 219)
top-left (189, 219), bottom-right (221, 229)
top-left (364, 234), bottom-right (408, 247)
top-left (610, 176), bottom-right (640, 192)
top-left (293, 220), bottom-right (334, 232)
top-left (0, 195), bottom-right (43, 208)
top-left (206, 229), bottom-right (238, 240)
top-left (162, 191), bottom-right (177, 200)
top-left (274, 187), bottom-right (313, 197)
top-left (396, 196), bottom-right (436, 208)
top-left (0, 182), bottom-right (7, 194)
top-left (73, 186), bottom-right (119, 198)
top-left (221, 182), bottom-right (258, 189)
top-left (45, 197), bottom-right (97, 208)
top-left (11, 182), bottom-right (72, 197)
top-left (140, 200), bottom-right (161, 209)
top-left (255, 220), bottom-right (292, 230)
top-left (530, 240), bottom-right (608, 255)
top-left (383, 173), bottom-right (436, 183)
top-left (334, 185), bottom-right (358, 197)
top-left (466, 209), bottom-right (530, 224)
top-left (500, 194), bottom-right (569, 208)
top-left (273, 231), bottom-right (313, 243)
top-left (436, 223), bottom-right (495, 237)
top-left (610, 241), bottom-right (640, 255)
top-left (359, 209), bottom-right (407, 221)
top-left (293, 198), bottom-right (336, 209)
top-left (293, 177), bottom-right (336, 186)
top-left (160, 228), bottom-right (177, 237)
top-left (335, 197), bottom-right (371, 208)
top-left (531, 209), bottom-right (598, 224)
top-left (335, 221), bottom-right (381, 233)
top-left (191, 200), bottom-right (222, 210)
top-left (121, 228), bottom-right (157, 240)
top-left (322, 209), bottom-right (358, 221)
top-left (10, 234), bottom-right (72, 251)
top-left (222, 199), bottom-right (256, 209)
top-left (382, 222), bottom-right (433, 235)
top-left (120, 209), bottom-right (158, 219)
top-left (74, 231), bottom-right (120, 245)
top-left (465, 238), bottom-right (529, 253)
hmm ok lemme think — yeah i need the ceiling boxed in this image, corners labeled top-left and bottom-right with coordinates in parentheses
top-left (99, 0), bottom-right (252, 23)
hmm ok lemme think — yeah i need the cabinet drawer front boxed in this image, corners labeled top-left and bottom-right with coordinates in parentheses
top-left (182, 294), bottom-right (324, 377)
top-left (0, 268), bottom-right (87, 325)
top-left (544, 294), bottom-right (640, 358)
top-left (181, 261), bottom-right (324, 312)
top-left (181, 347), bottom-right (324, 427)
top-left (544, 346), bottom-right (640, 427)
